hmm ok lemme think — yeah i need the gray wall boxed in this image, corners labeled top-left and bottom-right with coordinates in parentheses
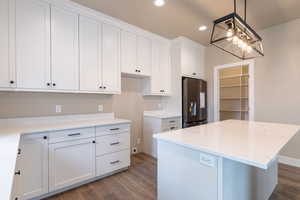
top-left (0, 77), bottom-right (162, 152)
top-left (205, 18), bottom-right (300, 159)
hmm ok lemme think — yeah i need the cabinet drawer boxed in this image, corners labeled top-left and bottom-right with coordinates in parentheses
top-left (96, 124), bottom-right (130, 136)
top-left (96, 133), bottom-right (130, 156)
top-left (162, 117), bottom-right (181, 129)
top-left (96, 150), bottom-right (130, 176)
top-left (49, 127), bottom-right (95, 144)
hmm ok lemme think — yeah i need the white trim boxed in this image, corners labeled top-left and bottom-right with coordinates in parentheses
top-left (213, 60), bottom-right (255, 122)
top-left (278, 155), bottom-right (300, 168)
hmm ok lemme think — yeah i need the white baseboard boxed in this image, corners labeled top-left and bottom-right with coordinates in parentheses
top-left (278, 155), bottom-right (300, 168)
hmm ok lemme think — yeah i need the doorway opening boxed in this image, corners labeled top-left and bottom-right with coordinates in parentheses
top-left (213, 60), bottom-right (254, 121)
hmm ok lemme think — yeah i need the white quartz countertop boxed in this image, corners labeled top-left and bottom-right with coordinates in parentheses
top-left (144, 110), bottom-right (181, 119)
top-left (0, 114), bottom-right (130, 200)
top-left (154, 120), bottom-right (300, 169)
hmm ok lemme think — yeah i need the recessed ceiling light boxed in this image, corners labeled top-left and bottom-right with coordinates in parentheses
top-left (154, 0), bottom-right (165, 7)
top-left (198, 25), bottom-right (207, 31)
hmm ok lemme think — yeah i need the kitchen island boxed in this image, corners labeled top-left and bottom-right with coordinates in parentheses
top-left (154, 120), bottom-right (300, 200)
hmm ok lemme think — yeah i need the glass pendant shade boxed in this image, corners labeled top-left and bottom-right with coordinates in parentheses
top-left (210, 13), bottom-right (264, 60)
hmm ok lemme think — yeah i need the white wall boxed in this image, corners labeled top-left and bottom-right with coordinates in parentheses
top-left (205, 18), bottom-right (300, 159)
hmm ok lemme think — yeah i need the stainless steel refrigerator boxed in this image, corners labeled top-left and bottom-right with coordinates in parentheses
top-left (182, 77), bottom-right (207, 128)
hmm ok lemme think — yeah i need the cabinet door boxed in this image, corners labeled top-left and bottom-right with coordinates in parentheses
top-left (79, 16), bottom-right (101, 91)
top-left (181, 42), bottom-right (204, 79)
top-left (121, 30), bottom-right (137, 74)
top-left (16, 0), bottom-right (51, 89)
top-left (102, 23), bottom-right (121, 93)
top-left (160, 43), bottom-right (171, 94)
top-left (51, 6), bottom-right (79, 90)
top-left (49, 138), bottom-right (96, 192)
top-left (137, 36), bottom-right (151, 76)
top-left (19, 133), bottom-right (48, 200)
top-left (151, 41), bottom-right (162, 94)
top-left (0, 0), bottom-right (13, 88)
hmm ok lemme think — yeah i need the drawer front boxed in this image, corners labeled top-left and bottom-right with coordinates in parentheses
top-left (96, 150), bottom-right (130, 176)
top-left (162, 117), bottom-right (181, 130)
top-left (96, 123), bottom-right (130, 136)
top-left (96, 133), bottom-right (130, 156)
top-left (49, 127), bottom-right (95, 144)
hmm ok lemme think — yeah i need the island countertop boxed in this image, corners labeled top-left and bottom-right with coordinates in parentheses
top-left (154, 120), bottom-right (300, 169)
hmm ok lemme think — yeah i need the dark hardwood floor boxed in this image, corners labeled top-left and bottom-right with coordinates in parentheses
top-left (46, 153), bottom-right (300, 200)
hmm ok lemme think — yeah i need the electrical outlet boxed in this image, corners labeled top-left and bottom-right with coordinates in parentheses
top-left (132, 147), bottom-right (138, 154)
top-left (98, 105), bottom-right (103, 112)
top-left (55, 105), bottom-right (62, 113)
top-left (137, 138), bottom-right (141, 145)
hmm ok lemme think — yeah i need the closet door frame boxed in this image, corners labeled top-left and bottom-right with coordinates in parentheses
top-left (213, 60), bottom-right (255, 122)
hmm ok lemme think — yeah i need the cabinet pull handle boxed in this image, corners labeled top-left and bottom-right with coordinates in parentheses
top-left (192, 73), bottom-right (196, 75)
top-left (169, 120), bottom-right (176, 123)
top-left (68, 133), bottom-right (81, 137)
top-left (110, 142), bottom-right (120, 146)
top-left (110, 160), bottom-right (120, 165)
top-left (160, 90), bottom-right (164, 92)
top-left (15, 170), bottom-right (21, 175)
top-left (170, 127), bottom-right (176, 130)
top-left (110, 128), bottom-right (120, 131)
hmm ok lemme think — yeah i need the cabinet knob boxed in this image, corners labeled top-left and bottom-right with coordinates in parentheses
top-left (47, 83), bottom-right (51, 86)
top-left (10, 80), bottom-right (14, 84)
top-left (160, 90), bottom-right (164, 92)
top-left (52, 83), bottom-right (56, 87)
top-left (99, 86), bottom-right (103, 89)
top-left (103, 86), bottom-right (106, 89)
top-left (43, 136), bottom-right (48, 140)
top-left (92, 140), bottom-right (96, 144)
top-left (15, 170), bottom-right (21, 175)
top-left (192, 72), bottom-right (197, 75)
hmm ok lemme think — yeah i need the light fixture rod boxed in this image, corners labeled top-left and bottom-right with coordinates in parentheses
top-left (234, 0), bottom-right (237, 14)
top-left (244, 0), bottom-right (247, 22)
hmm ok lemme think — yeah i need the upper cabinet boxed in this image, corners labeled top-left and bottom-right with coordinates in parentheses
top-left (0, 0), bottom-right (171, 95)
top-left (0, 0), bottom-right (15, 88)
top-left (51, 6), bottom-right (79, 91)
top-left (79, 15), bottom-right (120, 94)
top-left (121, 31), bottom-right (151, 77)
top-left (174, 37), bottom-right (205, 80)
top-left (102, 23), bottom-right (121, 93)
top-left (144, 40), bottom-right (171, 96)
top-left (15, 0), bottom-right (51, 89)
top-left (79, 16), bottom-right (101, 92)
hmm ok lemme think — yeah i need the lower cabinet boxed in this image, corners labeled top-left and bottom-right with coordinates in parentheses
top-left (49, 138), bottom-right (96, 192)
top-left (16, 133), bottom-right (49, 200)
top-left (12, 122), bottom-right (131, 200)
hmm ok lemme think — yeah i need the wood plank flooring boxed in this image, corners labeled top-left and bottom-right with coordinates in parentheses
top-left (46, 153), bottom-right (300, 200)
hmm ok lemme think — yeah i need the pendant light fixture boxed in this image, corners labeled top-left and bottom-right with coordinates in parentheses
top-left (210, 0), bottom-right (264, 60)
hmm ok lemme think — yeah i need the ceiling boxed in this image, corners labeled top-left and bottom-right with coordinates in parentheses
top-left (71, 0), bottom-right (300, 45)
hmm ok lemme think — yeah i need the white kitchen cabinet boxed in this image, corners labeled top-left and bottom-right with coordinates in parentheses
top-left (15, 0), bottom-right (51, 89)
top-left (0, 0), bottom-right (15, 88)
top-left (102, 23), bottom-right (121, 93)
top-left (121, 31), bottom-right (151, 77)
top-left (173, 37), bottom-right (205, 79)
top-left (79, 16), bottom-right (101, 92)
top-left (121, 30), bottom-right (137, 74)
top-left (51, 6), bottom-right (79, 91)
top-left (143, 114), bottom-right (181, 158)
top-left (137, 36), bottom-right (152, 76)
top-left (49, 138), bottom-right (96, 191)
top-left (17, 133), bottom-right (49, 200)
top-left (144, 40), bottom-right (171, 96)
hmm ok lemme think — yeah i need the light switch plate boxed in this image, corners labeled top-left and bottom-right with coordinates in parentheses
top-left (55, 105), bottom-right (62, 113)
top-left (98, 105), bottom-right (103, 112)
